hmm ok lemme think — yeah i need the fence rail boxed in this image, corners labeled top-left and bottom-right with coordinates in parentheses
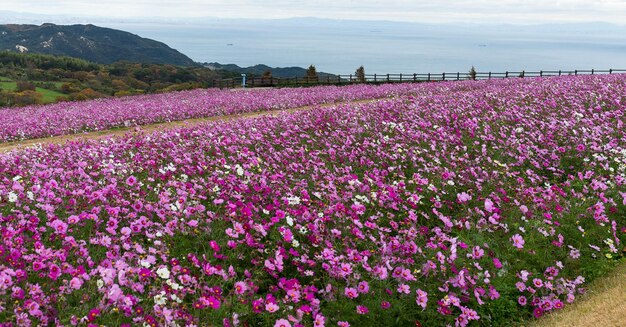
top-left (211, 68), bottom-right (626, 89)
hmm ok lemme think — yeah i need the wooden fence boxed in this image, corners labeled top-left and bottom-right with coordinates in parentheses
top-left (212, 68), bottom-right (626, 89)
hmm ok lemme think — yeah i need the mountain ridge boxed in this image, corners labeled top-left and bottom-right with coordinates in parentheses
top-left (0, 23), bottom-right (196, 66)
top-left (205, 62), bottom-right (336, 78)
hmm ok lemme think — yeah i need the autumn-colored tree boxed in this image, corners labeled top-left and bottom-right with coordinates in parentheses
top-left (355, 66), bottom-right (366, 83)
top-left (69, 88), bottom-right (104, 101)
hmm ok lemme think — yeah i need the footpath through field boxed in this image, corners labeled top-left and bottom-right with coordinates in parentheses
top-left (531, 261), bottom-right (626, 327)
top-left (0, 98), bottom-right (378, 154)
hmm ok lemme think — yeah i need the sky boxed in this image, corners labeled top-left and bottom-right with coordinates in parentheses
top-left (2, 0), bottom-right (626, 24)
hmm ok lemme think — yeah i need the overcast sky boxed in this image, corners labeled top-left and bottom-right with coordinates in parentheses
top-left (2, 0), bottom-right (625, 24)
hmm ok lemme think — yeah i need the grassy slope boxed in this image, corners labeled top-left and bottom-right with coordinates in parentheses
top-left (0, 79), bottom-right (67, 103)
top-left (530, 260), bottom-right (626, 327)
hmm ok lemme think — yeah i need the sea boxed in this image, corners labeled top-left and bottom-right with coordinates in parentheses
top-left (3, 11), bottom-right (625, 75)
top-left (102, 18), bottom-right (626, 75)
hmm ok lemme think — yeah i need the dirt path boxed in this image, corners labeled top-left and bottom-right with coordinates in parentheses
top-left (530, 261), bottom-right (626, 327)
top-left (0, 98), bottom-right (379, 154)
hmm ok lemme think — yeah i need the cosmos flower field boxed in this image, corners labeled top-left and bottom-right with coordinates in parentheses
top-left (0, 83), bottom-right (421, 143)
top-left (0, 75), bottom-right (625, 326)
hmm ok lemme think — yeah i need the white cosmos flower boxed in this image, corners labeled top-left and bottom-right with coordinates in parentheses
top-left (156, 267), bottom-right (170, 279)
top-left (235, 164), bottom-right (244, 176)
top-left (154, 293), bottom-right (167, 305)
top-left (287, 196), bottom-right (301, 205)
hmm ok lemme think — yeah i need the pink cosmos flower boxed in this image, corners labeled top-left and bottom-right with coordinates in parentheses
top-left (344, 287), bottom-right (358, 299)
top-left (126, 175), bottom-right (137, 186)
top-left (234, 281), bottom-right (248, 295)
top-left (493, 258), bottom-right (503, 269)
top-left (266, 302), bottom-right (279, 313)
top-left (274, 319), bottom-right (291, 327)
top-left (50, 220), bottom-right (68, 234)
top-left (108, 284), bottom-right (123, 302)
top-left (457, 192), bottom-right (471, 203)
top-left (356, 305), bottom-right (369, 314)
top-left (252, 300), bottom-right (264, 313)
top-left (472, 246), bottom-right (484, 259)
top-left (69, 277), bottom-right (83, 290)
top-left (484, 198), bottom-right (495, 213)
top-left (510, 234), bottom-right (525, 249)
top-left (415, 289), bottom-right (428, 310)
top-left (207, 296), bottom-right (221, 309)
top-left (553, 299), bottom-right (564, 309)
top-left (48, 264), bottom-right (61, 280)
top-left (357, 281), bottom-right (369, 293)
top-left (397, 284), bottom-right (410, 294)
top-left (313, 314), bottom-right (326, 327)
top-left (87, 308), bottom-right (100, 322)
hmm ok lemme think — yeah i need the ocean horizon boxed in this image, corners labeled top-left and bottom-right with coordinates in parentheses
top-left (101, 18), bottom-right (626, 74)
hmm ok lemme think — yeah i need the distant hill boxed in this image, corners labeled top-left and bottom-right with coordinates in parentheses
top-left (205, 63), bottom-right (336, 78)
top-left (0, 23), bottom-right (196, 66)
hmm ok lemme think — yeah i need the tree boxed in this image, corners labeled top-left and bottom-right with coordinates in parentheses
top-left (468, 66), bottom-right (477, 80)
top-left (355, 66), bottom-right (366, 83)
top-left (306, 65), bottom-right (318, 82)
top-left (16, 81), bottom-right (36, 92)
top-left (261, 70), bottom-right (273, 86)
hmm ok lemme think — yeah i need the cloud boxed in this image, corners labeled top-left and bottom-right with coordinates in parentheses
top-left (2, 0), bottom-right (626, 24)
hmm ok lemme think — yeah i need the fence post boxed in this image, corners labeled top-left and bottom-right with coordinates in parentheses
top-left (442, 73), bottom-right (446, 81)
top-left (387, 74), bottom-right (390, 82)
top-left (457, 72), bottom-right (460, 80)
top-left (400, 73), bottom-right (403, 82)
top-left (521, 70), bottom-right (525, 78)
top-left (428, 73), bottom-right (431, 81)
top-left (505, 71), bottom-right (509, 78)
top-left (540, 70), bottom-right (543, 77)
top-left (575, 70), bottom-right (578, 75)
top-left (374, 74), bottom-right (377, 82)
top-left (610, 69), bottom-right (613, 74)
top-left (488, 72), bottom-right (491, 79)
top-left (591, 69), bottom-right (594, 75)
top-left (559, 70), bottom-right (561, 76)
top-left (413, 73), bottom-right (417, 82)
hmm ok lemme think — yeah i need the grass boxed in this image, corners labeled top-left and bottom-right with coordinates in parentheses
top-left (529, 259), bottom-right (626, 327)
top-left (35, 87), bottom-right (67, 103)
top-left (0, 80), bottom-right (67, 103)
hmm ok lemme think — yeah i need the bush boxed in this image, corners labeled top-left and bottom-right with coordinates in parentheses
top-left (15, 81), bottom-right (36, 92)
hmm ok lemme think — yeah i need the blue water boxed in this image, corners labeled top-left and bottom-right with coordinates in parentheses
top-left (104, 19), bottom-right (626, 74)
